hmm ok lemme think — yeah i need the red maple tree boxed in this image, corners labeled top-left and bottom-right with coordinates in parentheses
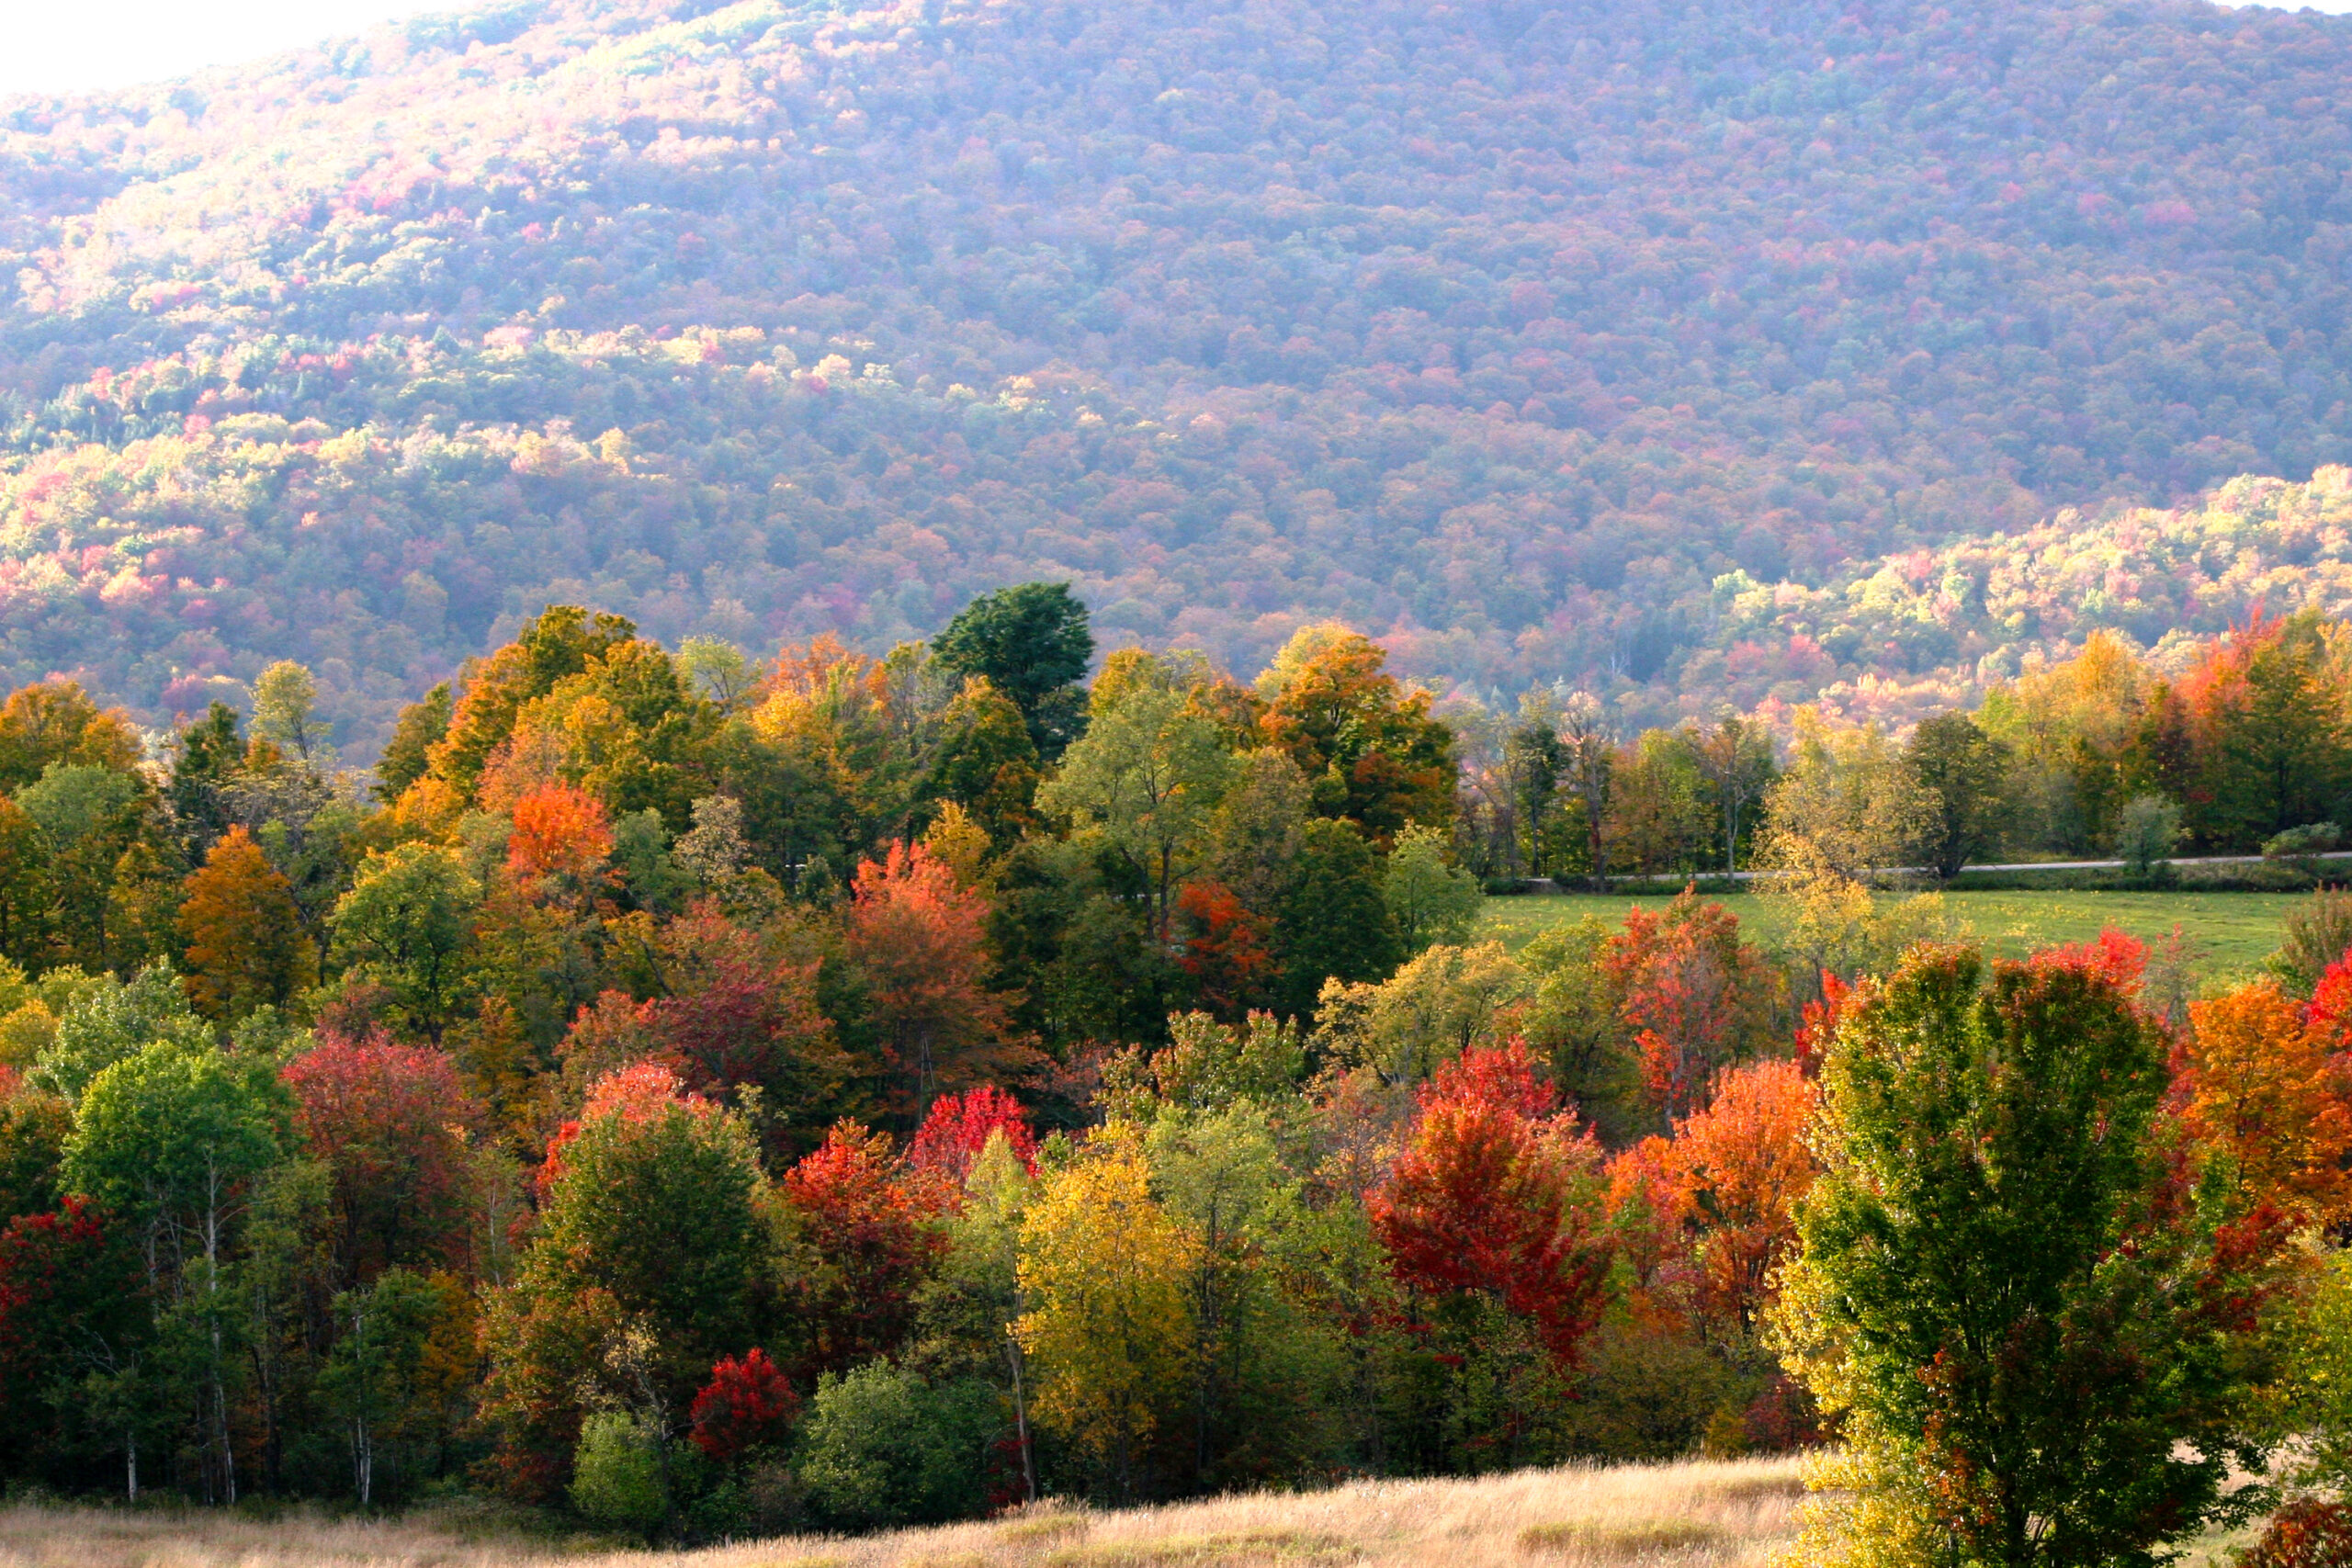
top-left (283, 1027), bottom-right (480, 1286)
top-left (778, 1120), bottom-right (952, 1379)
top-left (1368, 1040), bottom-right (1611, 1368)
top-left (1175, 879), bottom-right (1275, 1019)
top-left (689, 1347), bottom-right (799, 1461)
top-left (907, 1085), bottom-right (1037, 1185)
top-left (1601, 891), bottom-right (1781, 1122)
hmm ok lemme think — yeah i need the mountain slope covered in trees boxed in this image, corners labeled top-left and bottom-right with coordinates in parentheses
top-left (3, 0), bottom-right (2352, 749)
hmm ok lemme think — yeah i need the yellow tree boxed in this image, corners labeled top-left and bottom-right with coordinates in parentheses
top-left (1015, 1125), bottom-right (1195, 1499)
top-left (178, 826), bottom-right (315, 1022)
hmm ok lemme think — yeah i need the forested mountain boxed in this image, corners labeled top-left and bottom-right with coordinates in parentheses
top-left (3, 0), bottom-right (2351, 750)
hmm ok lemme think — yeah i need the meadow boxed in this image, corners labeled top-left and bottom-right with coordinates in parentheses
top-left (0, 1457), bottom-right (1809, 1568)
top-left (1476, 889), bottom-right (2304, 977)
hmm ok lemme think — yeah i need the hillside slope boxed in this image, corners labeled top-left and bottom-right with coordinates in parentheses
top-left (3, 0), bottom-right (2351, 748)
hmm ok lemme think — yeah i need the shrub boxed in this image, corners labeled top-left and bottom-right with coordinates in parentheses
top-left (2119, 795), bottom-right (2183, 877)
top-left (2265, 823), bottom-right (2344, 861)
top-left (569, 1412), bottom-right (668, 1532)
top-left (1561, 1320), bottom-right (1751, 1461)
top-left (797, 1361), bottom-right (1001, 1530)
top-left (2272, 888), bottom-right (2352, 995)
top-left (2237, 1499), bottom-right (2352, 1568)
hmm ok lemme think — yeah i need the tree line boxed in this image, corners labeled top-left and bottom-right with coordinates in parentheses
top-left (1460, 604), bottom-right (2352, 886)
top-left (8, 585), bottom-right (2352, 1563)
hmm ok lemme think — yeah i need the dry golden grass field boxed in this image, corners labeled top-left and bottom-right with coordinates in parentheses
top-left (0, 1457), bottom-right (1807, 1568)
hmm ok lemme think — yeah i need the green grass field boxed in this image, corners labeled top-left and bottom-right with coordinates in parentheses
top-left (1477, 889), bottom-right (2305, 977)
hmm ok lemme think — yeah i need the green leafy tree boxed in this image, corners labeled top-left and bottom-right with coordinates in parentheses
top-left (1146, 1103), bottom-right (1338, 1490)
top-left (481, 1066), bottom-right (770, 1479)
top-left (253, 660), bottom-right (331, 764)
top-left (1504, 703), bottom-right (1567, 877)
top-left (922, 676), bottom-right (1043, 845)
top-left (1682, 713), bottom-right (1778, 876)
top-left (1312, 941), bottom-right (1524, 1087)
top-left (168, 702), bottom-right (244, 860)
top-left (63, 1039), bottom-right (291, 1504)
top-left (913, 1131), bottom-right (1040, 1500)
top-left (676, 638), bottom-right (759, 711)
top-left (2198, 612), bottom-right (2352, 849)
top-left (1383, 824), bottom-right (1483, 954)
top-left (0, 796), bottom-right (52, 967)
top-left (106, 839), bottom-right (186, 974)
top-left (0, 1089), bottom-right (71, 1221)
top-left (570, 1409), bottom-right (671, 1532)
top-left (2117, 794), bottom-right (2181, 879)
top-left (18, 761), bottom-right (143, 967)
top-left (1274, 818), bottom-right (1400, 1019)
top-left (933, 582), bottom-right (1094, 761)
top-left (29, 961), bottom-right (213, 1102)
top-left (1207, 749), bottom-right (1311, 920)
top-left (330, 843), bottom-right (484, 1041)
top-left (1905, 712), bottom-right (2015, 879)
top-left (1774, 945), bottom-right (2280, 1568)
top-left (374, 684), bottom-right (453, 804)
top-left (797, 1360), bottom-right (1001, 1529)
top-left (318, 1268), bottom-right (474, 1506)
top-left (1037, 651), bottom-right (1231, 943)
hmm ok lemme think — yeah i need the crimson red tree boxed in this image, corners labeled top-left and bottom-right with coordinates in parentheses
top-left (907, 1085), bottom-right (1037, 1185)
top-left (283, 1028), bottom-right (480, 1287)
top-left (777, 1121), bottom-right (951, 1380)
top-left (1369, 1040), bottom-right (1611, 1369)
top-left (689, 1347), bottom-right (798, 1461)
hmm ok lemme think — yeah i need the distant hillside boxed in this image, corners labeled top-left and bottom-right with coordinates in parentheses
top-left (1592, 464), bottom-right (2352, 735)
top-left (2, 0), bottom-right (2351, 750)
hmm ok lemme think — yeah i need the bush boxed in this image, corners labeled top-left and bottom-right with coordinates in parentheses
top-left (2180, 861), bottom-right (2319, 892)
top-left (2119, 795), bottom-right (2183, 878)
top-left (2237, 1499), bottom-right (2352, 1568)
top-left (1561, 1321), bottom-right (1752, 1461)
top-left (2270, 887), bottom-right (2352, 995)
top-left (570, 1412), bottom-right (668, 1532)
top-left (797, 1362), bottom-right (1002, 1530)
top-left (2265, 822), bottom-right (2344, 861)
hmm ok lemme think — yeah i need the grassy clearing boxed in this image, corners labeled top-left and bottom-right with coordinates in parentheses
top-left (1477, 889), bottom-right (2303, 976)
top-left (0, 1456), bottom-right (1806, 1568)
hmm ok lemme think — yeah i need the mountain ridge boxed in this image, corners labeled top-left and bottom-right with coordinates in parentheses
top-left (2, 0), bottom-right (2350, 750)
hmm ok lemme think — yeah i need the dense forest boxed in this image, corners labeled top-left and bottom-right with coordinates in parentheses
top-left (6, 580), bottom-right (2352, 1533)
top-left (2, 0), bottom-right (2352, 748)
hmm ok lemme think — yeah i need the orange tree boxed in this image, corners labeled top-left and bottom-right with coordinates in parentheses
top-left (1611, 1056), bottom-right (1816, 1344)
top-left (178, 826), bottom-right (315, 1022)
top-left (2178, 980), bottom-right (2352, 1229)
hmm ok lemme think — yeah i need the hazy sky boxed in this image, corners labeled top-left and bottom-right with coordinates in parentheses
top-left (2, 0), bottom-right (2349, 99)
top-left (0, 2), bottom-right (454, 97)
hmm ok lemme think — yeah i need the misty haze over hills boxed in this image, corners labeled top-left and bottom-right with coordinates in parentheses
top-left (1, 0), bottom-right (2350, 750)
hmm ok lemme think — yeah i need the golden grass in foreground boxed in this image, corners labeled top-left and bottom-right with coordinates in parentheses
top-left (0, 1455), bottom-right (1805, 1568)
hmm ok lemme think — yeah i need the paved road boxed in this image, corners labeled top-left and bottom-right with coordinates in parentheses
top-left (1527, 850), bottom-right (2352, 887)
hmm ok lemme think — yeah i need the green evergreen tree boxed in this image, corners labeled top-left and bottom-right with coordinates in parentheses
top-left (933, 582), bottom-right (1093, 761)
